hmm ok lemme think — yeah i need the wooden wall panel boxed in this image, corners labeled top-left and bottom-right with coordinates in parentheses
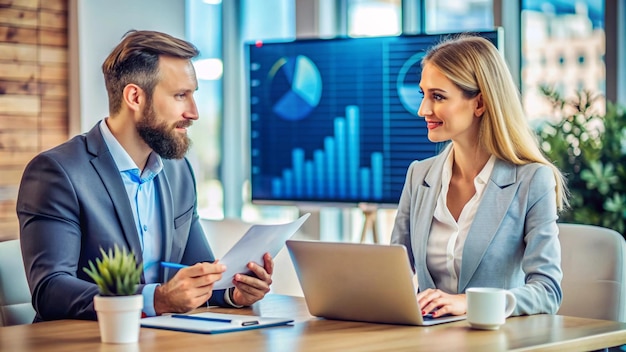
top-left (0, 25), bottom-right (38, 44)
top-left (41, 97), bottom-right (66, 113)
top-left (40, 0), bottom-right (66, 12)
top-left (0, 8), bottom-right (38, 27)
top-left (0, 167), bottom-right (26, 186)
top-left (0, 114), bottom-right (39, 130)
top-left (0, 95), bottom-right (40, 114)
top-left (0, 219), bottom-right (19, 242)
top-left (0, 79), bottom-right (39, 95)
top-left (0, 129), bottom-right (38, 150)
top-left (0, 150), bottom-right (37, 165)
top-left (0, 0), bottom-right (38, 9)
top-left (40, 111), bottom-right (68, 130)
top-left (41, 64), bottom-right (67, 81)
top-left (0, 62), bottom-right (39, 78)
top-left (0, 198), bottom-right (19, 219)
top-left (41, 131), bottom-right (67, 149)
top-left (40, 46), bottom-right (67, 64)
top-left (0, 42), bottom-right (37, 61)
top-left (39, 28), bottom-right (67, 46)
top-left (41, 82), bottom-right (67, 98)
top-left (39, 9), bottom-right (66, 29)
top-left (0, 0), bottom-right (68, 241)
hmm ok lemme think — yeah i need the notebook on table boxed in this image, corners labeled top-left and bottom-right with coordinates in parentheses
top-left (285, 240), bottom-right (466, 326)
top-left (141, 312), bottom-right (293, 334)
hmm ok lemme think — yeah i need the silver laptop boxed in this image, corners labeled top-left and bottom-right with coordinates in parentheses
top-left (286, 240), bottom-right (466, 326)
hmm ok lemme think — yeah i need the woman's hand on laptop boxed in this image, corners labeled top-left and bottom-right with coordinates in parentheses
top-left (231, 252), bottom-right (274, 306)
top-left (417, 288), bottom-right (467, 318)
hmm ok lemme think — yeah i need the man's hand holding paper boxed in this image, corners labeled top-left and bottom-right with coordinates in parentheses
top-left (214, 213), bottom-right (310, 291)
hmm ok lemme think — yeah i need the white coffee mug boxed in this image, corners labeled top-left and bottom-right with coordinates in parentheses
top-left (466, 287), bottom-right (516, 330)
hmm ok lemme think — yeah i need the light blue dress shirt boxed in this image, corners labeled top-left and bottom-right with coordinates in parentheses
top-left (99, 120), bottom-right (162, 316)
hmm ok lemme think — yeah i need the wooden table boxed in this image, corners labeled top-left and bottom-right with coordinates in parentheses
top-left (1, 294), bottom-right (625, 351)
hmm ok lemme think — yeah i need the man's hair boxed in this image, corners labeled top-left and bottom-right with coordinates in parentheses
top-left (422, 34), bottom-right (568, 211)
top-left (102, 30), bottom-right (200, 114)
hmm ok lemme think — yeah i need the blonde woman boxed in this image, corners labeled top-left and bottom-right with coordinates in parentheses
top-left (391, 34), bottom-right (567, 318)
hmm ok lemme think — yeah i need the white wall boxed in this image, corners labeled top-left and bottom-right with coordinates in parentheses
top-left (72, 0), bottom-right (186, 133)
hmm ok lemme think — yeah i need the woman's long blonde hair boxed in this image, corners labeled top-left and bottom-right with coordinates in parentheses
top-left (423, 34), bottom-right (568, 210)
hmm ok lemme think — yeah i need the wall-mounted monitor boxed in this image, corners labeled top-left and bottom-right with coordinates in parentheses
top-left (247, 30), bottom-right (501, 207)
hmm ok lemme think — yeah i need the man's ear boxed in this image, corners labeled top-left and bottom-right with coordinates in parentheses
top-left (122, 84), bottom-right (144, 112)
top-left (474, 93), bottom-right (486, 118)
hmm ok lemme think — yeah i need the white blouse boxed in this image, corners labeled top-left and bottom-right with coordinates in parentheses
top-left (426, 147), bottom-right (496, 293)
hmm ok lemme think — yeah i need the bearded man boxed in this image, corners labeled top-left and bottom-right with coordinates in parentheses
top-left (17, 30), bottom-right (274, 322)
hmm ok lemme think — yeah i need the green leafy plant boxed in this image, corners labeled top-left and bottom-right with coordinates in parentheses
top-left (83, 245), bottom-right (143, 296)
top-left (537, 86), bottom-right (626, 237)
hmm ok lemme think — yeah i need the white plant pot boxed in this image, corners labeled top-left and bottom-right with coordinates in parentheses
top-left (93, 294), bottom-right (143, 344)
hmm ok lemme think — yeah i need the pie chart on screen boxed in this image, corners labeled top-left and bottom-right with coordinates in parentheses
top-left (268, 55), bottom-right (322, 121)
top-left (397, 52), bottom-right (426, 115)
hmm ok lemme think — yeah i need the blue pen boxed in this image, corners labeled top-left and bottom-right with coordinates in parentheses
top-left (171, 314), bottom-right (259, 326)
top-left (160, 262), bottom-right (189, 270)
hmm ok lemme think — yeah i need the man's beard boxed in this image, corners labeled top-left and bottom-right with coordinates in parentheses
top-left (137, 104), bottom-right (192, 159)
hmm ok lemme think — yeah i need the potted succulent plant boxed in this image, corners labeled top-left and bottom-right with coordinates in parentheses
top-left (84, 245), bottom-right (144, 344)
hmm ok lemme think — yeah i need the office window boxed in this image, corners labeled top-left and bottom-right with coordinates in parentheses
top-left (521, 0), bottom-right (605, 121)
top-left (241, 0), bottom-right (295, 41)
top-left (186, 0), bottom-right (296, 220)
top-left (240, 0), bottom-right (297, 222)
top-left (424, 0), bottom-right (493, 33)
top-left (347, 0), bottom-right (402, 37)
top-left (186, 0), bottom-right (224, 219)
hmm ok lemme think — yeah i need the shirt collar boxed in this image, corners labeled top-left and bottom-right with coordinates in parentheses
top-left (99, 119), bottom-right (163, 180)
top-left (476, 154), bottom-right (496, 185)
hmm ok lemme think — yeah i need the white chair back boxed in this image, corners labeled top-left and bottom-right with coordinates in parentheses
top-left (557, 223), bottom-right (626, 322)
top-left (0, 239), bottom-right (36, 326)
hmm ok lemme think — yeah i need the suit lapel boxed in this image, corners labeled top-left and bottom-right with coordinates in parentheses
top-left (156, 168), bottom-right (174, 265)
top-left (458, 160), bottom-right (518, 292)
top-left (413, 148), bottom-right (449, 289)
top-left (86, 124), bottom-right (143, 264)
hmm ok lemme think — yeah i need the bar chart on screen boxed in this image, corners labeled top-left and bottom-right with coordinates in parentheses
top-left (248, 32), bottom-right (500, 205)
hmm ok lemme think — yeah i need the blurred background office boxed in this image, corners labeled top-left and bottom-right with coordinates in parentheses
top-left (0, 0), bottom-right (624, 244)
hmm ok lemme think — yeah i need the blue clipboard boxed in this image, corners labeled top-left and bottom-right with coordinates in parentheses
top-left (141, 312), bottom-right (294, 334)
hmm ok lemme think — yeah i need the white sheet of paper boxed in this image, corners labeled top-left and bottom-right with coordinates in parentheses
top-left (214, 213), bottom-right (310, 290)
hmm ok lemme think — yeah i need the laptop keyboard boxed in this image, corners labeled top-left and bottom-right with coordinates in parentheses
top-left (424, 313), bottom-right (457, 321)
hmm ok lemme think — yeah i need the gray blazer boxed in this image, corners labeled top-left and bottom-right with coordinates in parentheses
top-left (17, 122), bottom-right (228, 322)
top-left (391, 146), bottom-right (563, 315)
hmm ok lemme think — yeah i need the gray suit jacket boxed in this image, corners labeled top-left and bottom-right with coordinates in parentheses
top-left (17, 122), bottom-right (228, 322)
top-left (391, 145), bottom-right (563, 315)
